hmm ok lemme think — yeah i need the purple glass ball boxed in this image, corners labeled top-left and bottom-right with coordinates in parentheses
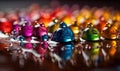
top-left (22, 25), bottom-right (33, 37)
top-left (37, 25), bottom-right (48, 37)
top-left (13, 24), bottom-right (20, 32)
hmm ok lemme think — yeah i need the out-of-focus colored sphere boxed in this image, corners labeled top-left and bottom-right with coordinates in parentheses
top-left (0, 21), bottom-right (13, 33)
top-left (70, 22), bottom-right (80, 41)
top-left (71, 25), bottom-right (80, 35)
top-left (95, 16), bottom-right (106, 33)
top-left (94, 9), bottom-right (104, 19)
top-left (80, 8), bottom-right (91, 19)
top-left (115, 13), bottom-right (120, 21)
top-left (103, 11), bottom-right (110, 21)
top-left (76, 15), bottom-right (86, 26)
top-left (62, 15), bottom-right (74, 26)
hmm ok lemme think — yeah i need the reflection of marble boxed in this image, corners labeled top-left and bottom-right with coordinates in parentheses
top-left (1, 36), bottom-right (120, 69)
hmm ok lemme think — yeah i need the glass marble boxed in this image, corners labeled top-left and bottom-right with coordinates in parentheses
top-left (52, 22), bottom-right (74, 42)
top-left (82, 23), bottom-right (100, 41)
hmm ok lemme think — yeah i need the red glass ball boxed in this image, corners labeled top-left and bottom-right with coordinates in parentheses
top-left (0, 21), bottom-right (13, 33)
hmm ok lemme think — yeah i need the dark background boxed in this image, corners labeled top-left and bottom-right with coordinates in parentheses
top-left (0, 0), bottom-right (120, 11)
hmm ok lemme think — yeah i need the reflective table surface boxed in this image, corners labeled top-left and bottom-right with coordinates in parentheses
top-left (0, 39), bottom-right (120, 71)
